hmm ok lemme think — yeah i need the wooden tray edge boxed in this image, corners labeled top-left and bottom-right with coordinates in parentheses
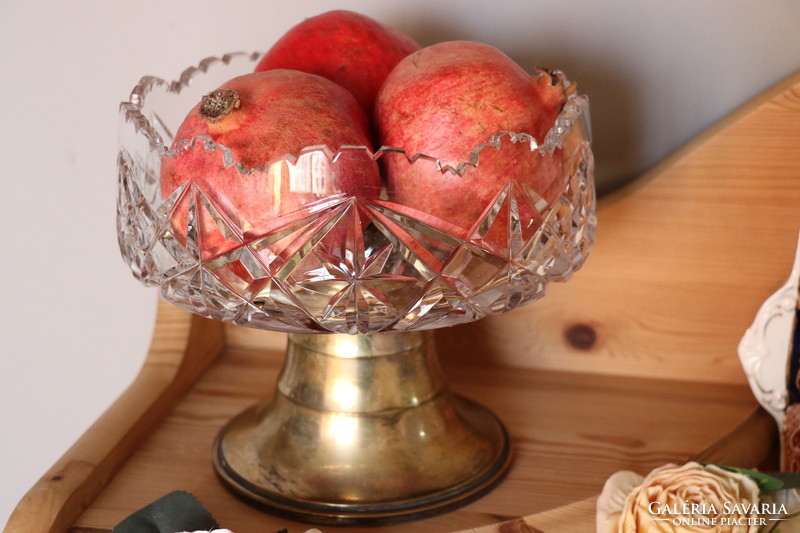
top-left (458, 407), bottom-right (778, 533)
top-left (600, 68), bottom-right (800, 209)
top-left (4, 300), bottom-right (224, 533)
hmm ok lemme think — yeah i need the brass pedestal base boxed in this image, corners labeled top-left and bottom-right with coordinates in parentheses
top-left (212, 331), bottom-right (511, 525)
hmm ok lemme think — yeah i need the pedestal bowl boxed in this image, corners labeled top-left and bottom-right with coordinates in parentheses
top-left (117, 52), bottom-right (596, 524)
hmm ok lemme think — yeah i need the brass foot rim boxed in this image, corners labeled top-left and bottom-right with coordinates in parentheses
top-left (212, 397), bottom-right (512, 525)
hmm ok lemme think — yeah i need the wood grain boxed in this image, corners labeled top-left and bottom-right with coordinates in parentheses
top-left (5, 70), bottom-right (800, 533)
top-left (69, 342), bottom-right (758, 533)
top-left (458, 498), bottom-right (597, 533)
top-left (456, 406), bottom-right (779, 533)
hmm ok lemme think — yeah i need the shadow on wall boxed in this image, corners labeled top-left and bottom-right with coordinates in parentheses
top-left (397, 20), bottom-right (643, 197)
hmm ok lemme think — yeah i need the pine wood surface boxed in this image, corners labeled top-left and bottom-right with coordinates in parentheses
top-left (5, 71), bottom-right (799, 533)
top-left (71, 330), bottom-right (759, 533)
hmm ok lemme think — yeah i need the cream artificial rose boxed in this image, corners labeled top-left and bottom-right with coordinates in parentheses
top-left (597, 462), bottom-right (761, 533)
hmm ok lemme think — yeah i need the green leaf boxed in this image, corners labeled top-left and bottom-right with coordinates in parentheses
top-left (700, 463), bottom-right (785, 492)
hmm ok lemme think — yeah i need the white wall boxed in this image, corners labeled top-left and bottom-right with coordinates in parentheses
top-left (2, 0), bottom-right (799, 526)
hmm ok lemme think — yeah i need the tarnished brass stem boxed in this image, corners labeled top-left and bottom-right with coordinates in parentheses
top-left (213, 330), bottom-right (510, 524)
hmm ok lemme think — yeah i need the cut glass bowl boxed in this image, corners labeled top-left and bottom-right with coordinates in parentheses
top-left (116, 51), bottom-right (597, 524)
top-left (117, 52), bottom-right (596, 336)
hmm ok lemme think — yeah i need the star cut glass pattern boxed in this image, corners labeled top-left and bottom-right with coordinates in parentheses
top-left (117, 53), bottom-right (596, 334)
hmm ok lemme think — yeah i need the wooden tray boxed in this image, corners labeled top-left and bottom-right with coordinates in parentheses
top-left (6, 71), bottom-right (800, 533)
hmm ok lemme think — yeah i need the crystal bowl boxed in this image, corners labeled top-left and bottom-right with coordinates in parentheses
top-left (117, 52), bottom-right (595, 335)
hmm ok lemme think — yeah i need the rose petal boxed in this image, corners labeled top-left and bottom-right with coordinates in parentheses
top-left (596, 470), bottom-right (644, 533)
